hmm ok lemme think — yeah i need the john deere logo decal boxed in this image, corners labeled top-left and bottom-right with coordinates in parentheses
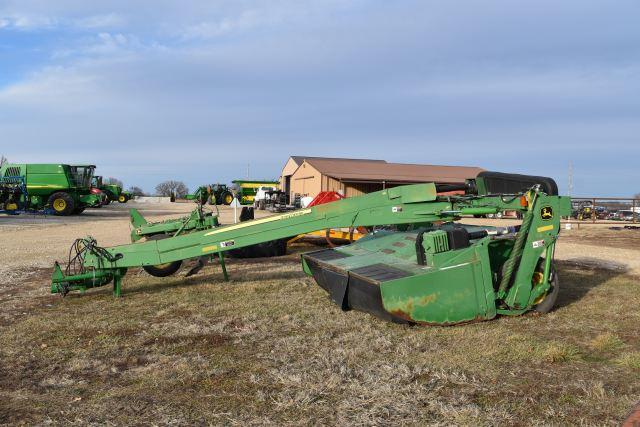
top-left (540, 206), bottom-right (554, 220)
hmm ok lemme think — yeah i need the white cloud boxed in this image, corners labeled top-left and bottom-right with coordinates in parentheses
top-left (0, 13), bottom-right (57, 30)
top-left (51, 32), bottom-right (146, 59)
top-left (0, 12), bottom-right (124, 32)
top-left (180, 9), bottom-right (262, 40)
top-left (73, 13), bottom-right (125, 29)
top-left (1, 1), bottom-right (639, 195)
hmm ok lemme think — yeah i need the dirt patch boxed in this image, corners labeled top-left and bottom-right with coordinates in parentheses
top-left (0, 267), bottom-right (59, 327)
top-left (560, 257), bottom-right (630, 272)
top-left (561, 227), bottom-right (640, 251)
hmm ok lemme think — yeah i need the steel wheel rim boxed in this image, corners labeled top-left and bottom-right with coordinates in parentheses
top-left (53, 199), bottom-right (66, 211)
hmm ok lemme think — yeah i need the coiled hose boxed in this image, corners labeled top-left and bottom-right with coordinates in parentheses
top-left (497, 192), bottom-right (538, 299)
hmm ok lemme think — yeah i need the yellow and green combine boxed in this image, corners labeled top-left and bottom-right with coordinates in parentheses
top-left (0, 163), bottom-right (102, 215)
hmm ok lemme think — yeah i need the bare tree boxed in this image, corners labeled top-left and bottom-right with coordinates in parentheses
top-left (0, 155), bottom-right (7, 167)
top-left (105, 177), bottom-right (124, 188)
top-left (155, 180), bottom-right (189, 198)
top-left (129, 186), bottom-right (146, 196)
top-left (635, 193), bottom-right (640, 200)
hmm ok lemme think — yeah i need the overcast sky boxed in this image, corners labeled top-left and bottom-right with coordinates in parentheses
top-left (1, 1), bottom-right (638, 196)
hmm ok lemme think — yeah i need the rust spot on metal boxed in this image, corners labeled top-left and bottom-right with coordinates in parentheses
top-left (623, 402), bottom-right (640, 427)
top-left (386, 308), bottom-right (488, 326)
top-left (404, 236), bottom-right (417, 241)
top-left (382, 249), bottom-right (395, 254)
top-left (418, 294), bottom-right (437, 305)
top-left (392, 242), bottom-right (406, 248)
top-left (389, 309), bottom-right (414, 322)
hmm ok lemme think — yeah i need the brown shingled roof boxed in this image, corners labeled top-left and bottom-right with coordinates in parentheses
top-left (291, 156), bottom-right (386, 166)
top-left (305, 158), bottom-right (484, 183)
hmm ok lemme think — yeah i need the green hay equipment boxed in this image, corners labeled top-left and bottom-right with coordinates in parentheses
top-left (50, 172), bottom-right (570, 325)
top-left (0, 163), bottom-right (102, 215)
top-left (129, 204), bottom-right (220, 243)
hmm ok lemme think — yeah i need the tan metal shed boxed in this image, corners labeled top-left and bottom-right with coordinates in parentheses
top-left (281, 156), bottom-right (483, 200)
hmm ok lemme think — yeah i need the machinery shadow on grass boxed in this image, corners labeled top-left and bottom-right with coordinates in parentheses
top-left (553, 259), bottom-right (628, 309)
top-left (122, 266), bottom-right (306, 297)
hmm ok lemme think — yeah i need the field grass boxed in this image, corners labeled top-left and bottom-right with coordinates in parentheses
top-left (1, 248), bottom-right (639, 425)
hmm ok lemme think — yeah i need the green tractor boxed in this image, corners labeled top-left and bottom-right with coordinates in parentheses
top-left (92, 176), bottom-right (132, 204)
top-left (0, 163), bottom-right (102, 215)
top-left (186, 184), bottom-right (234, 205)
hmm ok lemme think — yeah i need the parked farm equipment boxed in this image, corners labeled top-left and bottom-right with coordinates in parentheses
top-left (185, 184), bottom-right (234, 205)
top-left (50, 172), bottom-right (570, 325)
top-left (231, 180), bottom-right (279, 205)
top-left (0, 163), bottom-right (102, 215)
top-left (93, 176), bottom-right (131, 204)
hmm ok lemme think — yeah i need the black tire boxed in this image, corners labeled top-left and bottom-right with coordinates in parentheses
top-left (258, 200), bottom-right (266, 210)
top-left (73, 206), bottom-right (86, 214)
top-left (118, 194), bottom-right (128, 203)
top-left (142, 234), bottom-right (183, 277)
top-left (143, 262), bottom-right (183, 277)
top-left (533, 261), bottom-right (559, 314)
top-left (227, 239), bottom-right (288, 258)
top-left (103, 198), bottom-right (111, 205)
top-left (48, 192), bottom-right (75, 216)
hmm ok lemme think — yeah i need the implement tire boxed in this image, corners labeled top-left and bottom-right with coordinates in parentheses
top-left (142, 234), bottom-right (183, 277)
top-left (118, 194), bottom-right (128, 203)
top-left (533, 261), bottom-right (559, 314)
top-left (48, 192), bottom-right (75, 216)
top-left (143, 262), bottom-right (182, 277)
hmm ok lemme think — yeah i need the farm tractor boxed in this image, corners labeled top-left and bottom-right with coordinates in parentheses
top-left (50, 171), bottom-right (572, 325)
top-left (0, 163), bottom-right (102, 215)
top-left (186, 184), bottom-right (234, 205)
top-left (92, 176), bottom-right (132, 204)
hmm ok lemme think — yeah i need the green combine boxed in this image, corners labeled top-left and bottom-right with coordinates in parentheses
top-left (0, 163), bottom-right (102, 215)
top-left (92, 176), bottom-right (131, 204)
top-left (50, 171), bottom-right (570, 325)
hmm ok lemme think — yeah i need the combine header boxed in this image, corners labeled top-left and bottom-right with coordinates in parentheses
top-left (50, 172), bottom-right (571, 325)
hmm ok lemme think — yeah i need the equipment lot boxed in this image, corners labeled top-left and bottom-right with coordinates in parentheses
top-left (1, 202), bottom-right (639, 424)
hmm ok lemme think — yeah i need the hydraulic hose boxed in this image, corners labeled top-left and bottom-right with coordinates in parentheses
top-left (497, 191), bottom-right (538, 298)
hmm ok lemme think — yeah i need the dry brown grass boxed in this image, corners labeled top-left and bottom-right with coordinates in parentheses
top-left (1, 247), bottom-right (640, 425)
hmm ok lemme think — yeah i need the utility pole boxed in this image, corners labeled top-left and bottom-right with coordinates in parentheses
top-left (568, 162), bottom-right (574, 198)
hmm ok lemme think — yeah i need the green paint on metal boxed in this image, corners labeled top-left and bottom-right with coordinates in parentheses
top-left (50, 173), bottom-right (571, 326)
top-left (1, 163), bottom-right (98, 214)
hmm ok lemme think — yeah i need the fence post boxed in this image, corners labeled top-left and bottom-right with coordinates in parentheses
top-left (592, 198), bottom-right (596, 223)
